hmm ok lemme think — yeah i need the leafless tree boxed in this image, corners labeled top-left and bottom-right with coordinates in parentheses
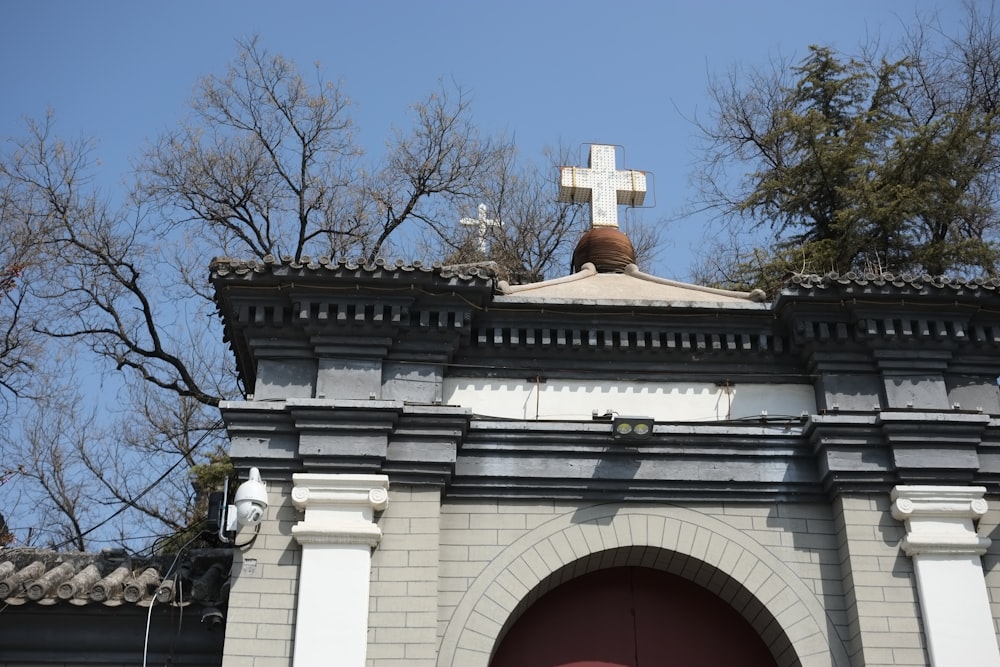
top-left (430, 145), bottom-right (662, 283)
top-left (365, 84), bottom-right (515, 263)
top-left (0, 123), bottom-right (61, 406)
top-left (5, 374), bottom-right (97, 551)
top-left (0, 38), bottom-right (620, 550)
top-left (142, 37), bottom-right (361, 264)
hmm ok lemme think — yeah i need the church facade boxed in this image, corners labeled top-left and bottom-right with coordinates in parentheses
top-left (211, 146), bottom-right (1000, 667)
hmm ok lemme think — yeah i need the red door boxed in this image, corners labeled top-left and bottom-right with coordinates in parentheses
top-left (490, 567), bottom-right (780, 667)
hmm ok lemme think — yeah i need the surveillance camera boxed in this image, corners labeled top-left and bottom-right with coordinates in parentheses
top-left (232, 467), bottom-right (268, 528)
top-left (201, 606), bottom-right (224, 630)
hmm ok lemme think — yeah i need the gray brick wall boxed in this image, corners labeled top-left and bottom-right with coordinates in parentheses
top-left (222, 481), bottom-right (299, 667)
top-left (368, 486), bottom-right (443, 667)
top-left (978, 494), bottom-right (1000, 638)
top-left (216, 484), bottom-right (980, 667)
top-left (834, 494), bottom-right (925, 667)
top-left (432, 500), bottom-right (850, 667)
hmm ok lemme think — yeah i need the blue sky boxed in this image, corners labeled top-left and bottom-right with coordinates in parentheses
top-left (0, 0), bottom-right (971, 548)
top-left (1, 0), bottom-right (962, 279)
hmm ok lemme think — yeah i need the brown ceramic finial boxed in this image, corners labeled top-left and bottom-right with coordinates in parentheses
top-left (571, 227), bottom-right (636, 273)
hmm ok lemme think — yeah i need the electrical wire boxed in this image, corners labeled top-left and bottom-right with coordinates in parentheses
top-left (141, 573), bottom-right (157, 667)
top-left (233, 522), bottom-right (262, 549)
top-left (174, 575), bottom-right (185, 656)
top-left (141, 530), bottom-right (207, 667)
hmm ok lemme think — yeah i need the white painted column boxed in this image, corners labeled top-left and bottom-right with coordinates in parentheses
top-left (290, 474), bottom-right (389, 667)
top-left (891, 485), bottom-right (1000, 667)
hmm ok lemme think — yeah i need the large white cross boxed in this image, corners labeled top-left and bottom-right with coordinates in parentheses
top-left (558, 144), bottom-right (647, 228)
top-left (460, 203), bottom-right (501, 254)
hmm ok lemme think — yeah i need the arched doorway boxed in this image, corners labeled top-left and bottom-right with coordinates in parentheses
top-left (490, 566), bottom-right (779, 667)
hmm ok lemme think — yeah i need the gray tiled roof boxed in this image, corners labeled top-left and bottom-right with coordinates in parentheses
top-left (0, 547), bottom-right (232, 607)
top-left (210, 255), bottom-right (500, 281)
top-left (788, 271), bottom-right (1000, 291)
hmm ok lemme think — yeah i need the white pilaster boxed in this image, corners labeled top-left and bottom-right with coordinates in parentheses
top-left (891, 485), bottom-right (1000, 667)
top-left (291, 474), bottom-right (389, 667)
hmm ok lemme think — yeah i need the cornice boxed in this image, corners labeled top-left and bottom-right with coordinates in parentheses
top-left (808, 412), bottom-right (995, 493)
top-left (384, 404), bottom-right (470, 485)
top-left (446, 418), bottom-right (821, 502)
top-left (212, 257), bottom-right (495, 389)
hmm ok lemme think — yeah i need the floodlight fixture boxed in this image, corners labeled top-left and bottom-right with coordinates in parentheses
top-left (612, 416), bottom-right (654, 440)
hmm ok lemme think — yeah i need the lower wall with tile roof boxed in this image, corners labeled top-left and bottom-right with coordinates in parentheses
top-left (0, 604), bottom-right (226, 667)
top-left (0, 548), bottom-right (230, 666)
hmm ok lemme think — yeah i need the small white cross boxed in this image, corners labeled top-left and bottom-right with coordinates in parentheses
top-left (460, 203), bottom-right (501, 254)
top-left (558, 144), bottom-right (647, 228)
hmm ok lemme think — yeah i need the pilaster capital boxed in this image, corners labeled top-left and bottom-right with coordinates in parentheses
top-left (291, 473), bottom-right (389, 548)
top-left (891, 485), bottom-right (991, 556)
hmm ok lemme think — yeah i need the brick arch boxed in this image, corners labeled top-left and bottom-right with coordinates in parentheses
top-left (491, 565), bottom-right (780, 667)
top-left (437, 504), bottom-right (849, 667)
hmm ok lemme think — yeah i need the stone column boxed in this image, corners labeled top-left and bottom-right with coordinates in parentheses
top-left (291, 474), bottom-right (389, 667)
top-left (891, 485), bottom-right (1000, 667)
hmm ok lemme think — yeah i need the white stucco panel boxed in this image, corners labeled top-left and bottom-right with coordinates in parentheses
top-left (442, 378), bottom-right (816, 422)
